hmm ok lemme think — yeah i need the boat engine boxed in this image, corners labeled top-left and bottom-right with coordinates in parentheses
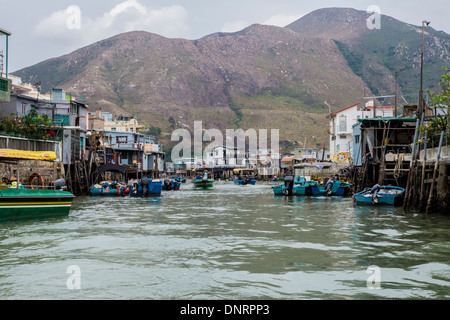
top-left (284, 175), bottom-right (295, 196)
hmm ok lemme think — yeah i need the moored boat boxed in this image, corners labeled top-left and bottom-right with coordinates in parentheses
top-left (0, 188), bottom-right (75, 221)
top-left (310, 180), bottom-right (352, 196)
top-left (128, 179), bottom-right (162, 197)
top-left (353, 185), bottom-right (405, 205)
top-left (0, 149), bottom-right (76, 221)
top-left (162, 178), bottom-right (181, 191)
top-left (272, 176), bottom-right (313, 196)
top-left (333, 181), bottom-right (353, 196)
top-left (273, 176), bottom-right (352, 197)
top-left (174, 176), bottom-right (187, 183)
top-left (90, 181), bottom-right (128, 196)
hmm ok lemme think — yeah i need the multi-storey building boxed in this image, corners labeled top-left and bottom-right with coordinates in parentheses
top-left (327, 101), bottom-right (394, 163)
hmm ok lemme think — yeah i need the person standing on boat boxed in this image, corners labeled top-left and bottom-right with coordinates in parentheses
top-left (141, 175), bottom-right (150, 196)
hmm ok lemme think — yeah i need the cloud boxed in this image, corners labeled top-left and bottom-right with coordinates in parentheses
top-left (263, 14), bottom-right (304, 27)
top-left (33, 0), bottom-right (190, 47)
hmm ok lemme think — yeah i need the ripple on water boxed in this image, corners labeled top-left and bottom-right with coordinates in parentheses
top-left (1, 182), bottom-right (449, 299)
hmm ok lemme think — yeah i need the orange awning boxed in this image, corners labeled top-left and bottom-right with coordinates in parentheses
top-left (281, 157), bottom-right (295, 162)
top-left (0, 149), bottom-right (57, 161)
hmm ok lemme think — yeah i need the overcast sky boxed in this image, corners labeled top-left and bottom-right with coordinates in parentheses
top-left (1, 0), bottom-right (449, 72)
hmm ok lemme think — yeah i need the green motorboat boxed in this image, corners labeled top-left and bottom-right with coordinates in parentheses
top-left (192, 167), bottom-right (214, 189)
top-left (192, 178), bottom-right (214, 189)
top-left (0, 188), bottom-right (75, 221)
top-left (0, 148), bottom-right (75, 221)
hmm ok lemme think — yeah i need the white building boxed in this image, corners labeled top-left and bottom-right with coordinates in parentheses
top-left (328, 101), bottom-right (394, 163)
top-left (88, 108), bottom-right (144, 133)
top-left (202, 146), bottom-right (247, 168)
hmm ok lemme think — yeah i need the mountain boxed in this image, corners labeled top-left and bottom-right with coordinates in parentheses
top-left (287, 7), bottom-right (450, 97)
top-left (12, 7), bottom-right (450, 151)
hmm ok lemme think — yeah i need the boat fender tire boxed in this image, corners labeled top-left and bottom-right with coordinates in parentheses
top-left (29, 173), bottom-right (44, 189)
top-left (283, 188), bottom-right (290, 196)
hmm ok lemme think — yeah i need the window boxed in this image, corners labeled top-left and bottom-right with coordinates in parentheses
top-left (338, 115), bottom-right (347, 132)
top-left (70, 104), bottom-right (78, 115)
top-left (355, 135), bottom-right (360, 144)
top-left (116, 136), bottom-right (128, 144)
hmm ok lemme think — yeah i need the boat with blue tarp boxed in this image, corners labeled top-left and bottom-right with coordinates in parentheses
top-left (90, 177), bottom-right (162, 197)
top-left (90, 181), bottom-right (129, 196)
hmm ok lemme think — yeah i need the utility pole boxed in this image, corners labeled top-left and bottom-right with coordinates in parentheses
top-left (419, 20), bottom-right (430, 119)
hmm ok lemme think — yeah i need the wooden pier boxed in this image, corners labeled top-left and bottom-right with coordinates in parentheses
top-left (351, 116), bottom-right (450, 214)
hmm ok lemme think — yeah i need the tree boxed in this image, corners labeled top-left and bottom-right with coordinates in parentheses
top-left (0, 110), bottom-right (52, 140)
top-left (429, 67), bottom-right (450, 118)
top-left (419, 67), bottom-right (450, 146)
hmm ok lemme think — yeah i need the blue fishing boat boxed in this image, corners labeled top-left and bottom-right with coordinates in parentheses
top-left (162, 178), bottom-right (181, 191)
top-left (334, 182), bottom-right (353, 196)
top-left (353, 185), bottom-right (405, 205)
top-left (233, 168), bottom-right (257, 185)
top-left (174, 177), bottom-right (187, 183)
top-left (234, 177), bottom-right (257, 185)
top-left (128, 179), bottom-right (162, 197)
top-left (90, 181), bottom-right (128, 196)
top-left (272, 176), bottom-right (313, 196)
top-left (310, 180), bottom-right (352, 197)
top-left (308, 181), bottom-right (325, 196)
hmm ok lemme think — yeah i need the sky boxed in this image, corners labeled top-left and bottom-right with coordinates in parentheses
top-left (1, 0), bottom-right (449, 73)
